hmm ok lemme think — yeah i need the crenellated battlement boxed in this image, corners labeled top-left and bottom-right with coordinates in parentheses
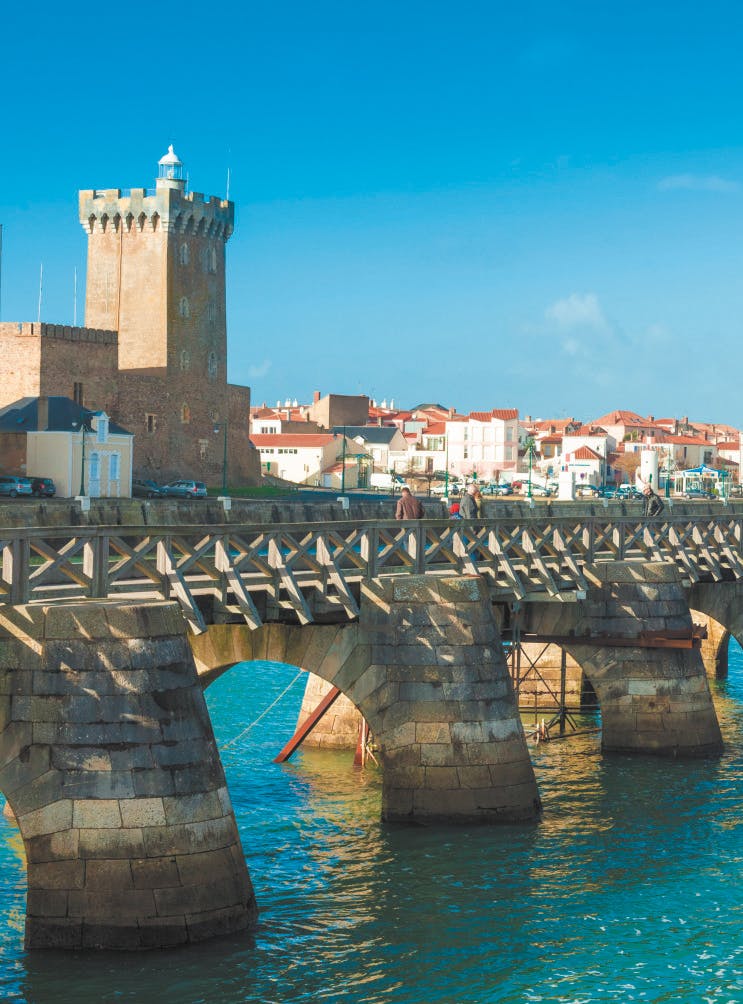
top-left (79, 186), bottom-right (234, 240)
top-left (0, 322), bottom-right (118, 345)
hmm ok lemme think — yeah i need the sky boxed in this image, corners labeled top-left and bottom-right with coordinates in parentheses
top-left (2, 1), bottom-right (743, 425)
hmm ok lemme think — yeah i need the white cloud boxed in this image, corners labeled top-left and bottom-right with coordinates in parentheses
top-left (545, 293), bottom-right (610, 335)
top-left (247, 359), bottom-right (272, 379)
top-left (657, 174), bottom-right (739, 193)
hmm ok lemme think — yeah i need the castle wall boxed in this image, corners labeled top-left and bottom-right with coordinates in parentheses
top-left (0, 324), bottom-right (119, 415)
top-left (0, 324), bottom-right (43, 404)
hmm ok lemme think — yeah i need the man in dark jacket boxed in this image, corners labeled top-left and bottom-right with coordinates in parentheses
top-left (459, 484), bottom-right (479, 519)
top-left (642, 483), bottom-right (664, 518)
top-left (395, 487), bottom-right (424, 519)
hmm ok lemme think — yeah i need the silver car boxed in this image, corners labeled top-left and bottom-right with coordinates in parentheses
top-left (161, 479), bottom-right (208, 498)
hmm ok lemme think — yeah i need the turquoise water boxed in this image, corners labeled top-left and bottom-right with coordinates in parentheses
top-left (3, 648), bottom-right (743, 1002)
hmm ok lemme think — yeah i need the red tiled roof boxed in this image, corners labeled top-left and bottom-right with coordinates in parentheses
top-left (592, 410), bottom-right (651, 427)
top-left (568, 426), bottom-right (609, 437)
top-left (532, 418), bottom-right (579, 431)
top-left (571, 445), bottom-right (602, 461)
top-left (469, 409), bottom-right (519, 422)
top-left (716, 441), bottom-right (740, 451)
top-left (539, 434), bottom-right (563, 444)
top-left (664, 435), bottom-right (712, 446)
top-left (425, 422), bottom-right (446, 434)
top-left (251, 434), bottom-right (335, 447)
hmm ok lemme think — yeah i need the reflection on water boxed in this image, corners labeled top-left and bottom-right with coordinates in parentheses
top-left (2, 649), bottom-right (743, 1000)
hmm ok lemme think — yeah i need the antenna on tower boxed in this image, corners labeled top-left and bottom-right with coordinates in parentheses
top-left (226, 167), bottom-right (231, 201)
top-left (73, 267), bottom-right (77, 326)
top-left (37, 263), bottom-right (43, 325)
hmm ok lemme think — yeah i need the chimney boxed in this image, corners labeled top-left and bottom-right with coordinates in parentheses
top-left (313, 390), bottom-right (321, 404)
top-left (38, 396), bottom-right (49, 431)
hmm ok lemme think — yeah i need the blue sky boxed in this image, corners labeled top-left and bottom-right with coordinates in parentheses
top-left (2, 1), bottom-right (743, 424)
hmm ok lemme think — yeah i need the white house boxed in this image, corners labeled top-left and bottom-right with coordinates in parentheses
top-left (251, 433), bottom-right (370, 487)
top-left (446, 409), bottom-right (519, 482)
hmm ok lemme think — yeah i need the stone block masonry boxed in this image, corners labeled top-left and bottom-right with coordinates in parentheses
top-left (0, 600), bottom-right (255, 949)
top-left (358, 576), bottom-right (541, 824)
top-left (529, 561), bottom-right (724, 757)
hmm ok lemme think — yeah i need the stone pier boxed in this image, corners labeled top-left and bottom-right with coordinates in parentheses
top-left (0, 601), bottom-right (255, 950)
top-left (528, 562), bottom-right (723, 757)
top-left (361, 576), bottom-right (541, 823)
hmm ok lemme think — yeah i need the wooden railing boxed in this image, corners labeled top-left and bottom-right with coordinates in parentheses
top-left (1, 514), bottom-right (741, 632)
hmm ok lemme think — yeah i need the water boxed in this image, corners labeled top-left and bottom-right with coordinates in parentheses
top-left (4, 650), bottom-right (743, 1002)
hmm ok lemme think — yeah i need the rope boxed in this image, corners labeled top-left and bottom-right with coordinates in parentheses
top-left (219, 668), bottom-right (305, 752)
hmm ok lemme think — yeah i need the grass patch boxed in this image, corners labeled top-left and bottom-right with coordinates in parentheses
top-left (206, 485), bottom-right (299, 498)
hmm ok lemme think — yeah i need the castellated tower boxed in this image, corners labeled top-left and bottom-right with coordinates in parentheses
top-left (77, 147), bottom-right (258, 483)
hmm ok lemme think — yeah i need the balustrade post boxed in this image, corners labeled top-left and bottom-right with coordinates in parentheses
top-left (408, 524), bottom-right (425, 575)
top-left (2, 537), bottom-right (30, 604)
top-left (84, 533), bottom-right (109, 598)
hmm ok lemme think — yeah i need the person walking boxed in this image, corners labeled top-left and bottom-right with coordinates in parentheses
top-left (640, 480), bottom-right (664, 518)
top-left (460, 484), bottom-right (479, 519)
top-left (395, 486), bottom-right (424, 519)
top-left (473, 486), bottom-right (483, 517)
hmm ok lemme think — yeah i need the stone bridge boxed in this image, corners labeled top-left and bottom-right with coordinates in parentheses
top-left (0, 504), bottom-right (741, 950)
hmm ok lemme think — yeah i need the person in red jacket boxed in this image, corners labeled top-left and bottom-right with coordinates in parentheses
top-left (395, 487), bottom-right (424, 519)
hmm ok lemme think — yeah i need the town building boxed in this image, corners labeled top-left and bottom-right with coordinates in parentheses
top-left (445, 409), bottom-right (520, 482)
top-left (0, 147), bottom-right (260, 488)
top-left (0, 396), bottom-right (133, 497)
top-left (251, 432), bottom-right (370, 487)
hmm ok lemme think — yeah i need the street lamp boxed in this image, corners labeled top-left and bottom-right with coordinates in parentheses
top-left (525, 437), bottom-right (536, 499)
top-left (73, 419), bottom-right (88, 495)
top-left (444, 433), bottom-right (449, 498)
top-left (665, 449), bottom-right (672, 499)
top-left (341, 426), bottom-right (347, 493)
top-left (213, 420), bottom-right (228, 492)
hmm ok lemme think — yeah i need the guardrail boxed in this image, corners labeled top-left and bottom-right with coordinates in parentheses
top-left (1, 514), bottom-right (740, 632)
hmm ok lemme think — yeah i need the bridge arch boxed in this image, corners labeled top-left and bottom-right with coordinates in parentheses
top-left (190, 575), bottom-right (543, 825)
top-left (687, 582), bottom-right (743, 681)
top-left (523, 561), bottom-right (723, 757)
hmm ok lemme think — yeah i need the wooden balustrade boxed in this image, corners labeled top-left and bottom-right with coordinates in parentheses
top-left (0, 514), bottom-right (740, 632)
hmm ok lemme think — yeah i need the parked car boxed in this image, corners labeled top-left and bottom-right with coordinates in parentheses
top-left (161, 479), bottom-right (207, 498)
top-left (132, 479), bottom-right (163, 498)
top-left (684, 488), bottom-right (715, 500)
top-left (617, 486), bottom-right (644, 500)
top-left (0, 476), bottom-right (33, 497)
top-left (487, 483), bottom-right (513, 496)
top-left (528, 485), bottom-right (552, 497)
top-left (30, 477), bottom-right (55, 498)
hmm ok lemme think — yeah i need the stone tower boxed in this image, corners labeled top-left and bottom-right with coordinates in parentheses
top-left (78, 148), bottom-right (257, 483)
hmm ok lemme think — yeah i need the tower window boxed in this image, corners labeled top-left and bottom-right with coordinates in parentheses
top-left (180, 349), bottom-right (190, 371)
top-left (145, 414), bottom-right (157, 434)
top-left (206, 302), bottom-right (216, 322)
top-left (206, 247), bottom-right (217, 273)
top-left (179, 243), bottom-right (189, 265)
top-left (73, 382), bottom-right (84, 405)
top-left (181, 404), bottom-right (191, 424)
top-left (179, 297), bottom-right (190, 318)
top-left (207, 352), bottom-right (218, 378)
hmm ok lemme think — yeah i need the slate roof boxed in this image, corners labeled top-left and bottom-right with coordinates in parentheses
top-left (329, 426), bottom-right (402, 444)
top-left (0, 396), bottom-right (130, 435)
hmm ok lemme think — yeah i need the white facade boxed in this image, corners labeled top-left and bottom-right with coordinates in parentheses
top-left (251, 434), bottom-right (369, 486)
top-left (445, 412), bottom-right (520, 481)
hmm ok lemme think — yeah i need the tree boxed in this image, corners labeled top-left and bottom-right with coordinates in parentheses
top-left (613, 453), bottom-right (641, 481)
